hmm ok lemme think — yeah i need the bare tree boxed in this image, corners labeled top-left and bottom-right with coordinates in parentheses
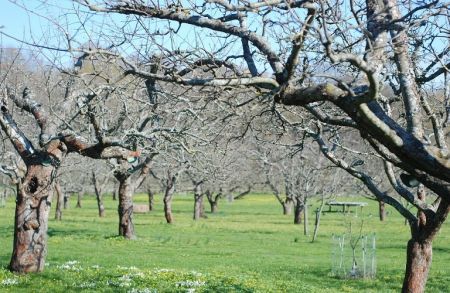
top-left (0, 81), bottom-right (138, 273)
top-left (4, 0), bottom-right (449, 289)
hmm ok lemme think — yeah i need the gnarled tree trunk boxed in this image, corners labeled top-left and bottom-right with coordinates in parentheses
top-left (9, 164), bottom-right (55, 273)
top-left (115, 173), bottom-right (135, 239)
top-left (402, 191), bottom-right (449, 293)
top-left (402, 239), bottom-right (432, 293)
top-left (206, 190), bottom-right (221, 213)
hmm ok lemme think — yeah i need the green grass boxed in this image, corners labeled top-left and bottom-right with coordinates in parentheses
top-left (0, 193), bottom-right (448, 292)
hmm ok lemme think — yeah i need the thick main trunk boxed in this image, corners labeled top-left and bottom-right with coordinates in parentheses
top-left (401, 196), bottom-right (449, 292)
top-left (54, 182), bottom-right (63, 221)
top-left (164, 174), bottom-right (176, 224)
top-left (379, 200), bottom-right (386, 221)
top-left (9, 164), bottom-right (55, 273)
top-left (282, 200), bottom-right (292, 215)
top-left (206, 190), bottom-right (220, 213)
top-left (210, 201), bottom-right (218, 213)
top-left (294, 200), bottom-right (304, 225)
top-left (117, 175), bottom-right (135, 239)
top-left (193, 194), bottom-right (204, 220)
top-left (164, 196), bottom-right (173, 224)
top-left (402, 239), bottom-right (432, 293)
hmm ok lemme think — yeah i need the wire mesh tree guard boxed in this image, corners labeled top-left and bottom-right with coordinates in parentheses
top-left (331, 233), bottom-right (376, 279)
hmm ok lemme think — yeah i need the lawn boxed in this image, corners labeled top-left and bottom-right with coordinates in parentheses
top-left (0, 193), bottom-right (448, 292)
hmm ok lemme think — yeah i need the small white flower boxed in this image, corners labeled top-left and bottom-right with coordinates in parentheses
top-left (1, 278), bottom-right (19, 286)
top-left (57, 260), bottom-right (82, 271)
top-left (77, 281), bottom-right (96, 289)
top-left (176, 280), bottom-right (205, 288)
top-left (117, 265), bottom-right (139, 271)
top-left (190, 271), bottom-right (202, 277)
top-left (153, 268), bottom-right (174, 274)
top-left (128, 288), bottom-right (157, 293)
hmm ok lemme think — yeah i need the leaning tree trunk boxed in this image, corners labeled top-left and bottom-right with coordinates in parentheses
top-left (9, 164), bottom-right (55, 273)
top-left (164, 196), bottom-right (173, 223)
top-left (116, 174), bottom-right (135, 239)
top-left (96, 193), bottom-right (105, 217)
top-left (92, 173), bottom-right (105, 217)
top-left (54, 181), bottom-right (64, 221)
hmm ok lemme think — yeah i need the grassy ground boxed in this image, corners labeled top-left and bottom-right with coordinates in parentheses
top-left (0, 193), bottom-right (448, 292)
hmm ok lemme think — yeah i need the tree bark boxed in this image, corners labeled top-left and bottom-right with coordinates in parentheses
top-left (402, 192), bottom-right (450, 292)
top-left (9, 164), bottom-right (55, 273)
top-left (116, 174), bottom-right (135, 239)
top-left (379, 200), bottom-right (386, 221)
top-left (211, 201), bottom-right (218, 213)
top-left (163, 173), bottom-right (176, 224)
top-left (193, 193), bottom-right (205, 220)
top-left (282, 200), bottom-right (292, 215)
top-left (206, 190), bottom-right (220, 213)
top-left (193, 183), bottom-right (203, 220)
top-left (54, 181), bottom-right (63, 221)
top-left (402, 239), bottom-right (432, 293)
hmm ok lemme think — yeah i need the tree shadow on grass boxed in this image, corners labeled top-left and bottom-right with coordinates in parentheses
top-left (47, 227), bottom-right (99, 238)
top-left (433, 246), bottom-right (450, 254)
top-left (103, 234), bottom-right (124, 240)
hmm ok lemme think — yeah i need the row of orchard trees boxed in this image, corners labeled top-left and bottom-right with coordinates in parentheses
top-left (0, 0), bottom-right (449, 292)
